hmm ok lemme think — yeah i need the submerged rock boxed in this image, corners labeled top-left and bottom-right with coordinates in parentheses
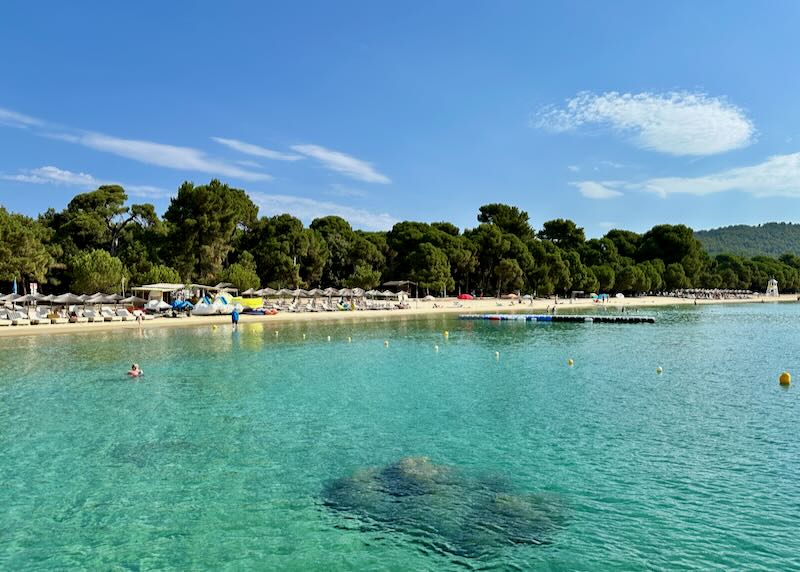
top-left (322, 457), bottom-right (564, 557)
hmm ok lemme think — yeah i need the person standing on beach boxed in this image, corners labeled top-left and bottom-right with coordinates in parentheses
top-left (231, 307), bottom-right (239, 331)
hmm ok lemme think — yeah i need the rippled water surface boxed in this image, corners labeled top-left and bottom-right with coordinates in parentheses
top-left (1, 303), bottom-right (800, 570)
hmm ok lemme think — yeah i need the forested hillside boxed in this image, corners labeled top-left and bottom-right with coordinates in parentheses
top-left (3, 180), bottom-right (800, 296)
top-left (695, 223), bottom-right (800, 257)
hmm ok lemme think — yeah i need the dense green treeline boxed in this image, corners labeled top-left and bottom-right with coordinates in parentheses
top-left (2, 179), bottom-right (800, 295)
top-left (695, 222), bottom-right (800, 257)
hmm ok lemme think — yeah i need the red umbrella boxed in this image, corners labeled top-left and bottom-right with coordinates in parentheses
top-left (457, 293), bottom-right (474, 300)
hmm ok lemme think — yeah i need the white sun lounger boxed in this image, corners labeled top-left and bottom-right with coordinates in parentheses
top-left (83, 309), bottom-right (104, 322)
top-left (70, 310), bottom-right (89, 323)
top-left (100, 308), bottom-right (122, 322)
top-left (50, 311), bottom-right (68, 324)
top-left (30, 308), bottom-right (49, 325)
top-left (116, 308), bottom-right (134, 321)
top-left (9, 310), bottom-right (31, 326)
top-left (0, 310), bottom-right (12, 326)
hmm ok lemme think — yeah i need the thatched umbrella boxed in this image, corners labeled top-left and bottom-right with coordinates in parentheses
top-left (120, 295), bottom-right (148, 306)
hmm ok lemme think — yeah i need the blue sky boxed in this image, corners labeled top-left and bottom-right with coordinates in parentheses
top-left (2, 1), bottom-right (800, 236)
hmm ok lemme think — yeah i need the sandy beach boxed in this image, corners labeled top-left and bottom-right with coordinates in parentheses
top-left (0, 294), bottom-right (797, 339)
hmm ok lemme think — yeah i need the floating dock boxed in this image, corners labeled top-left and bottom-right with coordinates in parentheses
top-left (459, 313), bottom-right (655, 324)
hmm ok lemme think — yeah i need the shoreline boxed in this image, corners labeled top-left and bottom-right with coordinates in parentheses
top-left (0, 294), bottom-right (797, 339)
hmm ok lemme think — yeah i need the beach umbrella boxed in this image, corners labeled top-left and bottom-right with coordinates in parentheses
top-left (339, 288), bottom-right (353, 297)
top-left (242, 288), bottom-right (256, 297)
top-left (352, 288), bottom-right (365, 297)
top-left (40, 294), bottom-right (55, 303)
top-left (0, 293), bottom-right (20, 303)
top-left (15, 293), bottom-right (43, 304)
top-left (307, 288), bottom-right (325, 297)
top-left (423, 295), bottom-right (435, 301)
top-left (120, 295), bottom-right (148, 306)
top-left (276, 288), bottom-right (293, 296)
top-left (52, 293), bottom-right (82, 305)
top-left (381, 290), bottom-right (395, 297)
top-left (84, 292), bottom-right (105, 304)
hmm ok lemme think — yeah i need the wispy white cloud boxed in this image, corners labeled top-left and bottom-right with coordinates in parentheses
top-left (73, 132), bottom-right (272, 181)
top-left (567, 165), bottom-right (580, 172)
top-left (126, 185), bottom-right (173, 199)
top-left (2, 166), bottom-right (98, 186)
top-left (571, 180), bottom-right (624, 199)
top-left (211, 137), bottom-right (303, 161)
top-left (597, 221), bottom-right (618, 229)
top-left (235, 159), bottom-right (262, 168)
top-left (639, 152), bottom-right (800, 198)
top-left (535, 91), bottom-right (755, 156)
top-left (250, 192), bottom-right (396, 230)
top-left (0, 106), bottom-right (272, 181)
top-left (575, 152), bottom-right (800, 199)
top-left (291, 144), bottom-right (390, 184)
top-left (0, 107), bottom-right (44, 129)
top-left (1, 165), bottom-right (172, 198)
top-left (325, 183), bottom-right (368, 198)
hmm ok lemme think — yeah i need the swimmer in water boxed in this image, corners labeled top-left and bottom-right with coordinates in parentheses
top-left (127, 363), bottom-right (143, 377)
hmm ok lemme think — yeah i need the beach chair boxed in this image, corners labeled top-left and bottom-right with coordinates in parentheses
top-left (101, 308), bottom-right (122, 322)
top-left (116, 308), bottom-right (135, 321)
top-left (9, 310), bottom-right (31, 326)
top-left (30, 307), bottom-right (49, 325)
top-left (48, 311), bottom-right (68, 324)
top-left (69, 309), bottom-right (89, 323)
top-left (0, 310), bottom-right (12, 326)
top-left (83, 308), bottom-right (104, 322)
top-left (133, 309), bottom-right (155, 321)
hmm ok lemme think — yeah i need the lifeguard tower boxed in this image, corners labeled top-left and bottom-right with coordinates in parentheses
top-left (766, 277), bottom-right (779, 297)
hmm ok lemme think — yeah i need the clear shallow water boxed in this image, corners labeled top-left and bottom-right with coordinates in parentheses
top-left (1, 304), bottom-right (799, 571)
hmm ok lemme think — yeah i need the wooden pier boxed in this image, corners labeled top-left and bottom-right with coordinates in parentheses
top-left (458, 313), bottom-right (656, 324)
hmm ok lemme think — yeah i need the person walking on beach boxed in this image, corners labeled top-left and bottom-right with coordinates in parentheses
top-left (231, 307), bottom-right (239, 331)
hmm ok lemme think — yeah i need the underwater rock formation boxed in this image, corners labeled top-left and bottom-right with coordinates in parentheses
top-left (322, 456), bottom-right (564, 557)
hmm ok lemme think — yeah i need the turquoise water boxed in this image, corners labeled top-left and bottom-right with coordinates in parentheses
top-left (1, 304), bottom-right (799, 570)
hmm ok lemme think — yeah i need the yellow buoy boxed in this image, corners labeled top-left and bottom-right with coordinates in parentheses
top-left (274, 330), bottom-right (279, 336)
top-left (656, 366), bottom-right (663, 374)
top-left (779, 371), bottom-right (791, 385)
top-left (302, 333), bottom-right (306, 340)
top-left (444, 330), bottom-right (449, 337)
top-left (567, 358), bottom-right (574, 367)
top-left (212, 325), bottom-right (217, 330)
